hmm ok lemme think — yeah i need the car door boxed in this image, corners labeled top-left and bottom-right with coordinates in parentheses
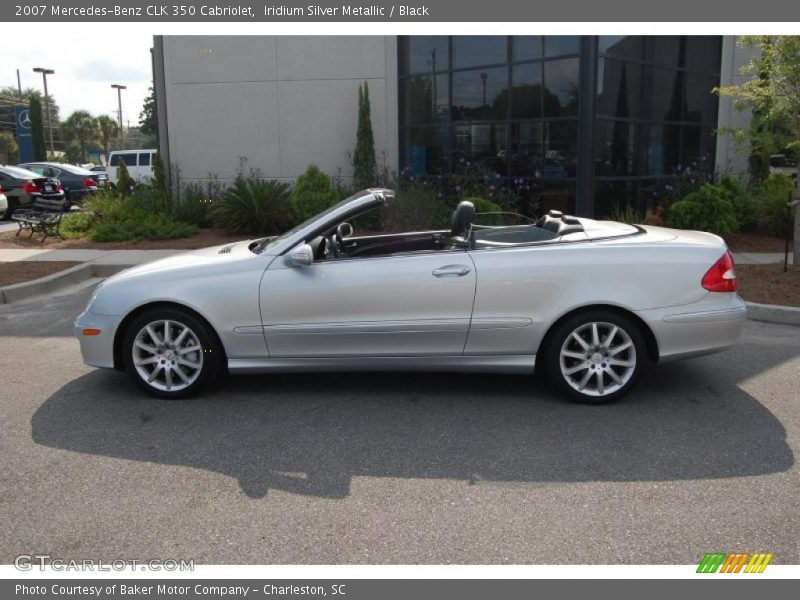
top-left (259, 250), bottom-right (477, 358)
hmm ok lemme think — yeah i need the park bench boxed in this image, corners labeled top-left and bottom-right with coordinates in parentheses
top-left (12, 197), bottom-right (70, 241)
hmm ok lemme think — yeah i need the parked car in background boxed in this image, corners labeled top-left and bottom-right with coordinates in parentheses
top-left (0, 165), bottom-right (65, 219)
top-left (18, 162), bottom-right (101, 204)
top-left (0, 185), bottom-right (7, 219)
top-left (107, 149), bottom-right (156, 186)
top-left (76, 189), bottom-right (746, 403)
top-left (88, 165), bottom-right (110, 187)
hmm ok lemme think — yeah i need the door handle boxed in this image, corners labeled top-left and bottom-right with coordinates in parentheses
top-left (432, 265), bottom-right (471, 277)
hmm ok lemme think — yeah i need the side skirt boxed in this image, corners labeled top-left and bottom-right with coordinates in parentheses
top-left (228, 354), bottom-right (536, 375)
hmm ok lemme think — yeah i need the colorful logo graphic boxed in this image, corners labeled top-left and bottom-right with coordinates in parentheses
top-left (697, 552), bottom-right (774, 573)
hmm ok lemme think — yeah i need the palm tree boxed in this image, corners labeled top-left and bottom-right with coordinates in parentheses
top-left (96, 115), bottom-right (119, 156)
top-left (61, 110), bottom-right (99, 163)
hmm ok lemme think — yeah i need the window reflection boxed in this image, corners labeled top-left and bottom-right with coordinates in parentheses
top-left (510, 122), bottom-right (544, 177)
top-left (596, 59), bottom-right (642, 119)
top-left (545, 36), bottom-right (580, 57)
top-left (453, 123), bottom-right (508, 172)
top-left (513, 36), bottom-right (543, 62)
top-left (451, 67), bottom-right (508, 121)
top-left (595, 121), bottom-right (637, 177)
top-left (402, 74), bottom-right (449, 125)
top-left (405, 127), bottom-right (448, 174)
top-left (598, 36), bottom-right (645, 60)
top-left (544, 59), bottom-right (580, 117)
top-left (404, 36), bottom-right (449, 74)
top-left (511, 63), bottom-right (543, 119)
top-left (452, 36), bottom-right (507, 69)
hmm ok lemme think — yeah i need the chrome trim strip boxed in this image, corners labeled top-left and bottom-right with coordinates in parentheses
top-left (469, 317), bottom-right (533, 330)
top-left (662, 306), bottom-right (747, 324)
top-left (236, 319), bottom-right (470, 335)
top-left (228, 354), bottom-right (536, 374)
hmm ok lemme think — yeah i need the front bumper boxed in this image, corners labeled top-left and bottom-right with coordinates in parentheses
top-left (636, 293), bottom-right (748, 362)
top-left (74, 310), bottom-right (123, 369)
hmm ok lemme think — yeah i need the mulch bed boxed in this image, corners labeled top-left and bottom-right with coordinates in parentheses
top-left (736, 264), bottom-right (800, 307)
top-left (0, 261), bottom-right (82, 287)
top-left (725, 231), bottom-right (792, 253)
top-left (0, 228), bottom-right (246, 250)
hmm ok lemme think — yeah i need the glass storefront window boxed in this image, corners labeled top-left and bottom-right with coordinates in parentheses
top-left (649, 66), bottom-right (684, 122)
top-left (545, 36), bottom-right (580, 58)
top-left (685, 37), bottom-right (722, 74)
top-left (401, 74), bottom-right (449, 125)
top-left (650, 37), bottom-right (682, 68)
top-left (544, 59), bottom-right (580, 117)
top-left (451, 67), bottom-right (508, 121)
top-left (511, 62), bottom-right (543, 119)
top-left (510, 122), bottom-right (544, 177)
top-left (512, 36), bottom-right (543, 62)
top-left (684, 73), bottom-right (718, 123)
top-left (595, 121), bottom-right (637, 177)
top-left (452, 36), bottom-right (507, 69)
top-left (452, 123), bottom-right (508, 173)
top-left (598, 36), bottom-right (645, 60)
top-left (596, 59), bottom-right (642, 119)
top-left (403, 36), bottom-right (449, 75)
top-left (645, 124), bottom-right (681, 176)
top-left (544, 120), bottom-right (578, 178)
top-left (405, 127), bottom-right (449, 175)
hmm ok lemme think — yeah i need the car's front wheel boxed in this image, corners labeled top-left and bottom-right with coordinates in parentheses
top-left (544, 310), bottom-right (646, 404)
top-left (122, 308), bottom-right (223, 399)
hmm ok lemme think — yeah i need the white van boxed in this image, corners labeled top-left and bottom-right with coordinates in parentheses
top-left (107, 149), bottom-right (157, 186)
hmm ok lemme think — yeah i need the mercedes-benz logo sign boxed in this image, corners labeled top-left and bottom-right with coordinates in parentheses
top-left (18, 109), bottom-right (31, 130)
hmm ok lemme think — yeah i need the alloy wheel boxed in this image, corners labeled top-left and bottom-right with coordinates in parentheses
top-left (131, 319), bottom-right (203, 392)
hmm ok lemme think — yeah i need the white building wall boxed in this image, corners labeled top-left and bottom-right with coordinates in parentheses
top-left (161, 35), bottom-right (398, 183)
top-left (715, 36), bottom-right (760, 178)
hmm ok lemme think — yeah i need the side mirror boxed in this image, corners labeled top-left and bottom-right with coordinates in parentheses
top-left (287, 243), bottom-right (314, 268)
top-left (338, 222), bottom-right (354, 239)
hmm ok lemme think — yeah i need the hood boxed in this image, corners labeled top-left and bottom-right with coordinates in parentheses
top-left (105, 240), bottom-right (257, 284)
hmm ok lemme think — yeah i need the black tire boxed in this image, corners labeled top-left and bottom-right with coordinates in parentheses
top-left (121, 307), bottom-right (224, 399)
top-left (542, 310), bottom-right (647, 404)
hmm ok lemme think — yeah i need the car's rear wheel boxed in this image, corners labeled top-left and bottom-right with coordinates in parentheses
top-left (544, 310), bottom-right (645, 404)
top-left (122, 308), bottom-right (223, 399)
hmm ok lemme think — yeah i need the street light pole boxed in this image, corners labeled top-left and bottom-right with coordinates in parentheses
top-left (33, 67), bottom-right (55, 155)
top-left (111, 84), bottom-right (127, 149)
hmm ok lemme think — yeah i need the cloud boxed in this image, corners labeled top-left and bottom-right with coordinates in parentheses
top-left (76, 60), bottom-right (150, 84)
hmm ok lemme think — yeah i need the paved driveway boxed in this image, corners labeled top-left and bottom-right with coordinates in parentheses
top-left (0, 284), bottom-right (798, 564)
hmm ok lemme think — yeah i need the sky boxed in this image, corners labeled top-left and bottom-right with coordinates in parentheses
top-left (3, 31), bottom-right (154, 127)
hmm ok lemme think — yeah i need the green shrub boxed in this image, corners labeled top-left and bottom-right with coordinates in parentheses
top-left (59, 212), bottom-right (94, 238)
top-left (173, 182), bottom-right (212, 227)
top-left (290, 164), bottom-right (340, 223)
top-left (383, 183), bottom-right (447, 232)
top-left (91, 212), bottom-right (196, 242)
top-left (751, 173), bottom-right (795, 235)
top-left (719, 174), bottom-right (756, 232)
top-left (666, 183), bottom-right (738, 236)
top-left (66, 190), bottom-right (196, 242)
top-left (464, 196), bottom-right (505, 226)
top-left (116, 159), bottom-right (135, 196)
top-left (210, 176), bottom-right (293, 235)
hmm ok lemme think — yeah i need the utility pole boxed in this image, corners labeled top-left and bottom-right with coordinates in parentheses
top-left (33, 67), bottom-right (55, 154)
top-left (111, 84), bottom-right (127, 149)
top-left (16, 69), bottom-right (22, 98)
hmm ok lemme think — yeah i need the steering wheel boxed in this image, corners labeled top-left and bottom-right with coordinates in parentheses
top-left (328, 234), bottom-right (343, 258)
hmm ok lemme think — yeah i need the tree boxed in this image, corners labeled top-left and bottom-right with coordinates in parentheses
top-left (139, 86), bottom-right (157, 138)
top-left (352, 81), bottom-right (376, 189)
top-left (96, 115), bottom-right (119, 156)
top-left (0, 86), bottom-right (61, 138)
top-left (0, 131), bottom-right (17, 163)
top-left (717, 36), bottom-right (800, 269)
top-left (116, 157), bottom-right (135, 196)
top-left (61, 110), bottom-right (99, 163)
top-left (28, 96), bottom-right (47, 161)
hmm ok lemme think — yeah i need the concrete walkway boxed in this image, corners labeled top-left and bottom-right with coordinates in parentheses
top-left (0, 247), bottom-right (794, 266)
top-left (0, 248), bottom-right (182, 265)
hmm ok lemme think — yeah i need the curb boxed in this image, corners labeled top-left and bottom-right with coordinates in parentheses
top-left (0, 263), bottom-right (127, 305)
top-left (746, 301), bottom-right (800, 327)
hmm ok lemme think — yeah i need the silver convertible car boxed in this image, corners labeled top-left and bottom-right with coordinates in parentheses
top-left (75, 188), bottom-right (746, 403)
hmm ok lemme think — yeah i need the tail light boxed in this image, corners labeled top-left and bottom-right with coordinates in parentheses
top-left (83, 178), bottom-right (98, 189)
top-left (21, 181), bottom-right (40, 194)
top-left (56, 182), bottom-right (63, 192)
top-left (702, 251), bottom-right (737, 293)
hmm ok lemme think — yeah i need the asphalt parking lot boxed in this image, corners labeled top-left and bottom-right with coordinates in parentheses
top-left (0, 282), bottom-right (798, 565)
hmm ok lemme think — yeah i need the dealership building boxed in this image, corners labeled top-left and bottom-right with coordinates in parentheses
top-left (153, 35), bottom-right (753, 218)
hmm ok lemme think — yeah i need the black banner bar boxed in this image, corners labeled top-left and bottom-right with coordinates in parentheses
top-left (3, 0), bottom-right (800, 22)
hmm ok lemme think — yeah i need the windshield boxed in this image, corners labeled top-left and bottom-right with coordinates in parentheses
top-left (1, 165), bottom-right (41, 179)
top-left (253, 194), bottom-right (364, 254)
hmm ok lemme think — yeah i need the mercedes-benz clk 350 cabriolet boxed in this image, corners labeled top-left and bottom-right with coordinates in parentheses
top-left (75, 188), bottom-right (746, 403)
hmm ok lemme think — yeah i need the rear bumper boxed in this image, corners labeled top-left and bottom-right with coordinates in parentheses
top-left (74, 310), bottom-right (122, 369)
top-left (636, 293), bottom-right (747, 362)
